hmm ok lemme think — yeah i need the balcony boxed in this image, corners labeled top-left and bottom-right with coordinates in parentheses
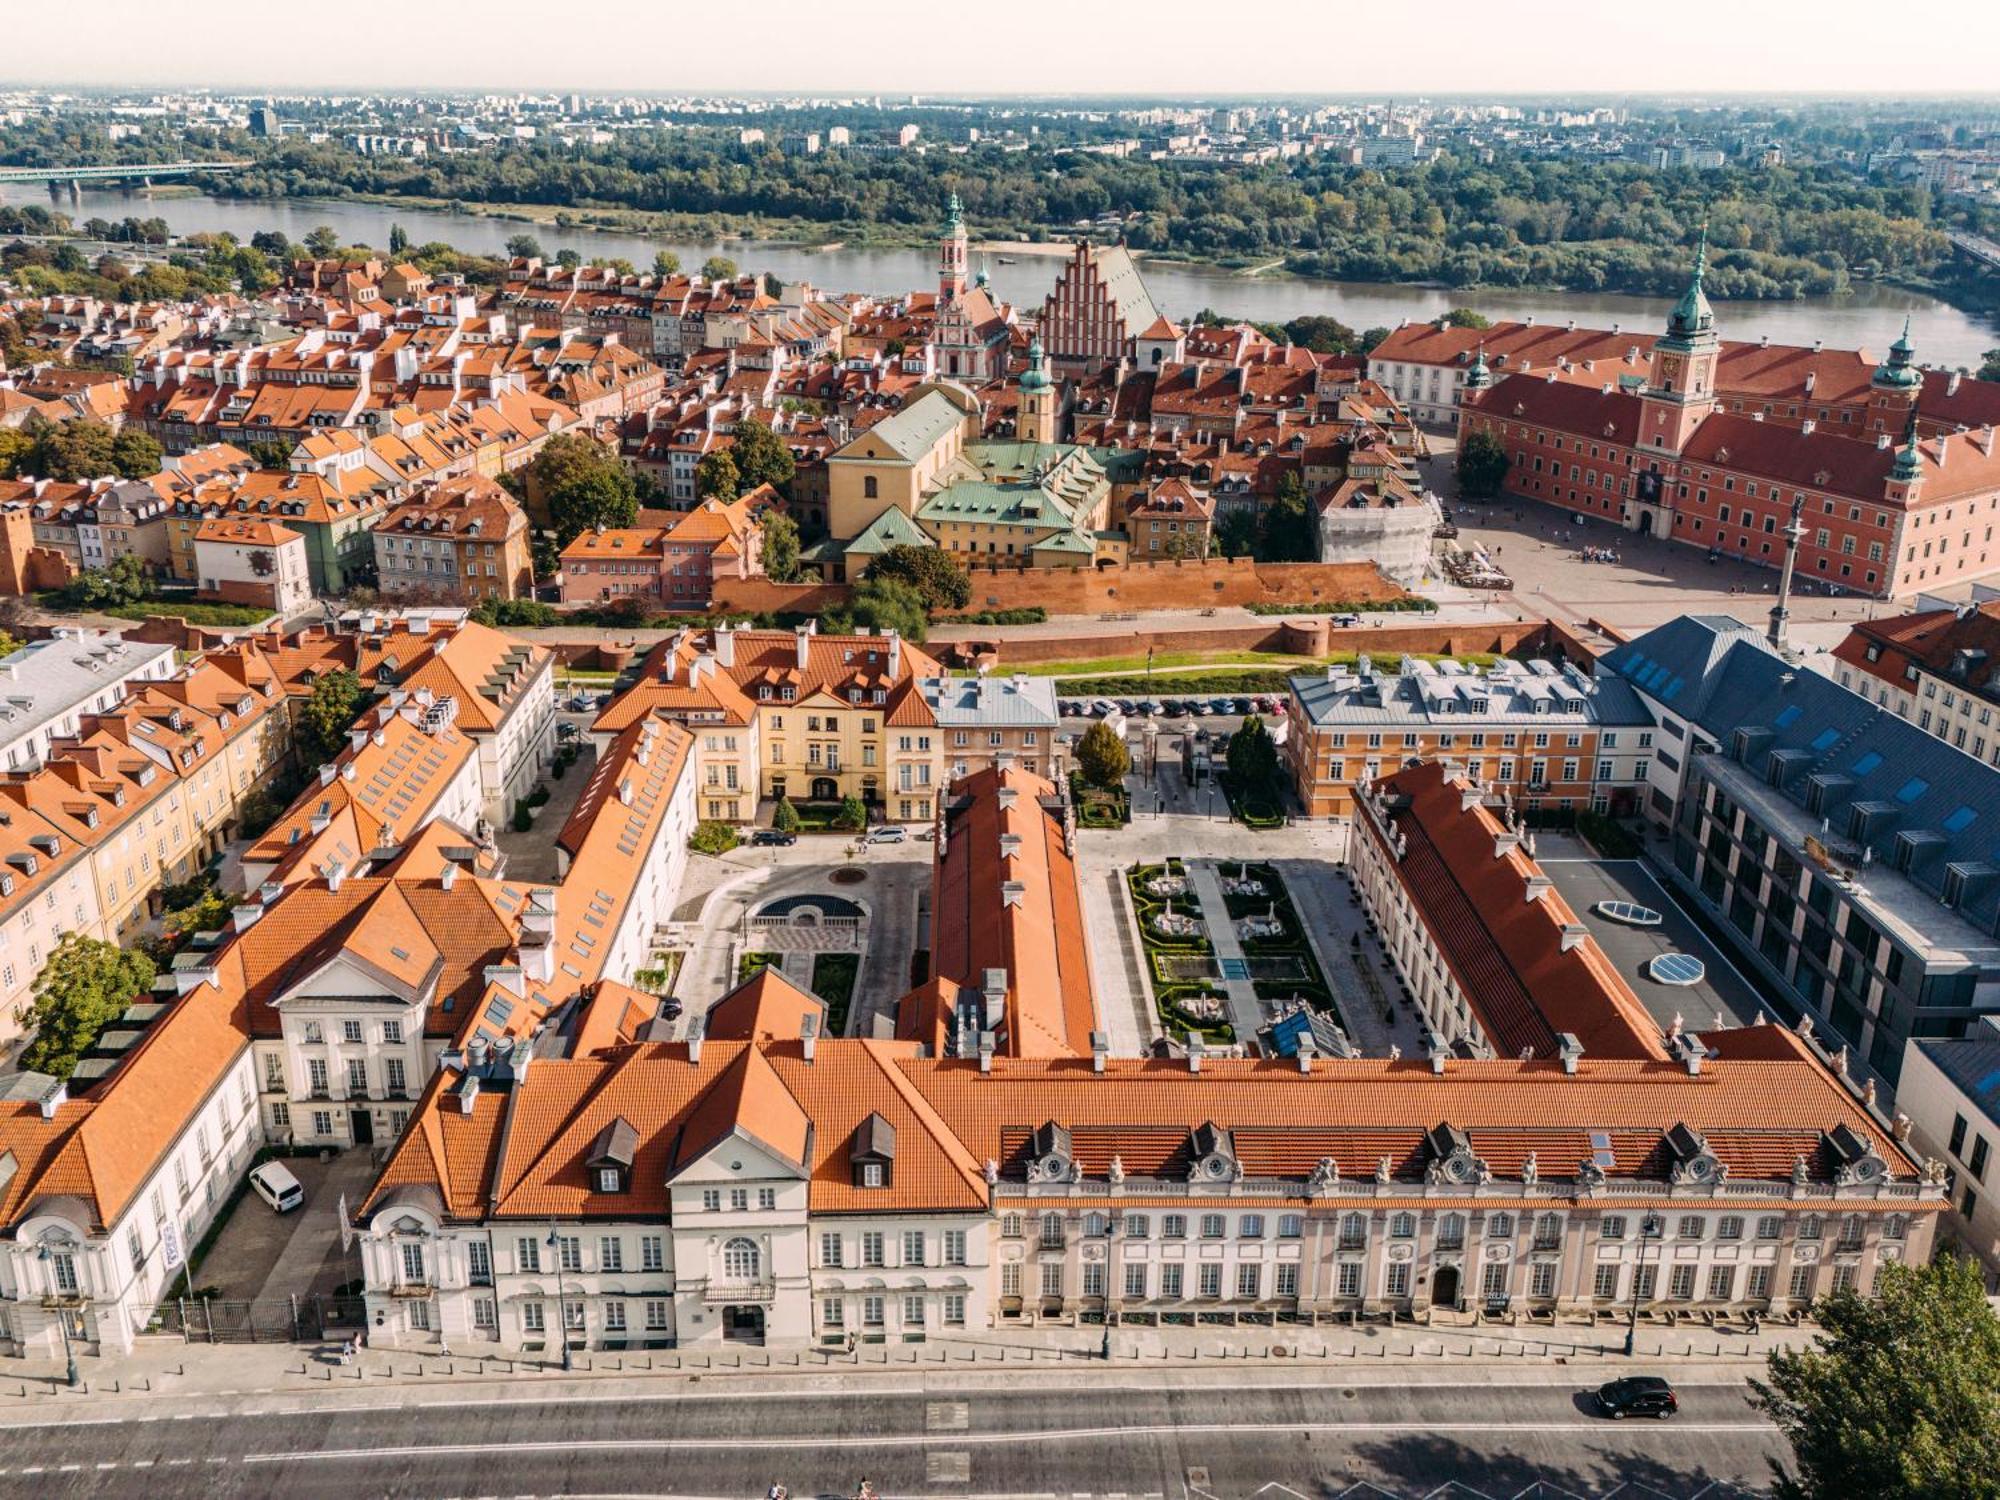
top-left (699, 1280), bottom-right (775, 1305)
top-left (387, 1282), bottom-right (435, 1299)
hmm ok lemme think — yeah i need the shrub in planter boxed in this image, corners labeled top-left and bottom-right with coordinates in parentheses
top-left (689, 819), bottom-right (740, 855)
top-left (511, 804), bottom-right (533, 833)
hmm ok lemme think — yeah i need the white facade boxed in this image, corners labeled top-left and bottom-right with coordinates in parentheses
top-left (1316, 493), bottom-right (1441, 586)
top-left (1896, 1031), bottom-right (2000, 1291)
top-left (0, 1050), bottom-right (259, 1359)
top-left (194, 528), bottom-right (312, 616)
top-left (0, 632), bottom-right (176, 773)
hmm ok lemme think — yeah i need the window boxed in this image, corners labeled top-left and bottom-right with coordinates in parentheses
top-left (1039, 1213), bottom-right (1064, 1249)
top-left (342, 1020), bottom-right (364, 1044)
top-left (346, 1058), bottom-right (368, 1096)
top-left (645, 1300), bottom-right (669, 1331)
top-left (1389, 1212), bottom-right (1416, 1239)
top-left (564, 1301), bottom-right (584, 1333)
top-left (522, 1302), bottom-right (545, 1334)
top-left (1198, 1264), bottom-right (1222, 1299)
top-left (702, 1189), bottom-right (721, 1213)
top-left (1041, 1263), bottom-right (1064, 1300)
top-left (1436, 1213), bottom-right (1466, 1250)
top-left (862, 1232), bottom-right (885, 1268)
top-left (1677, 1215), bottom-right (1705, 1241)
top-left (599, 1237), bottom-right (624, 1273)
top-left (1708, 1265), bottom-right (1735, 1301)
top-left (604, 1301), bottom-right (627, 1332)
top-left (902, 1230), bottom-right (925, 1266)
top-left (1748, 1266), bottom-right (1774, 1301)
top-left (1124, 1263), bottom-right (1148, 1299)
top-left (1481, 1262), bottom-right (1508, 1303)
top-left (1239, 1214), bottom-right (1264, 1240)
top-left (1530, 1262), bottom-right (1557, 1299)
top-left (517, 1237), bottom-right (541, 1274)
top-left (1487, 1212), bottom-right (1515, 1239)
top-left (820, 1232), bottom-right (844, 1268)
top-left (1717, 1216), bottom-right (1744, 1242)
top-left (473, 1298), bottom-right (496, 1330)
top-left (864, 1295), bottom-right (886, 1327)
top-left (1789, 1265), bottom-right (1815, 1302)
top-left (1001, 1213), bottom-right (1023, 1239)
top-left (729, 1189), bottom-right (748, 1212)
top-left (1669, 1265), bottom-right (1697, 1300)
top-left (1973, 1137), bottom-right (1991, 1182)
top-left (1386, 1262), bottom-right (1412, 1298)
top-left (1123, 1214), bottom-right (1149, 1240)
top-left (557, 1236), bottom-right (581, 1273)
top-left (596, 1168), bottom-right (621, 1194)
top-left (1200, 1213), bottom-right (1225, 1239)
top-left (467, 1242), bottom-right (492, 1285)
top-left (943, 1230), bottom-right (967, 1266)
top-left (641, 1235), bottom-right (664, 1272)
top-left (821, 1297), bottom-right (844, 1330)
top-left (1951, 1114), bottom-right (1969, 1157)
top-left (1160, 1264), bottom-right (1184, 1299)
top-left (383, 1020), bottom-right (403, 1045)
top-left (1593, 1264), bottom-right (1620, 1301)
top-left (943, 1294), bottom-right (966, 1327)
top-left (1798, 1214), bottom-right (1822, 1242)
top-left (1237, 1263), bottom-right (1262, 1300)
top-left (903, 1294), bottom-right (927, 1327)
top-left (1275, 1262), bottom-right (1299, 1299)
top-left (1278, 1214), bottom-right (1303, 1239)
top-left (1756, 1215), bottom-right (1783, 1241)
top-left (758, 1188), bottom-right (776, 1211)
top-left (1162, 1214), bottom-right (1187, 1239)
top-left (722, 1237), bottom-right (760, 1281)
top-left (1338, 1212), bottom-right (1367, 1250)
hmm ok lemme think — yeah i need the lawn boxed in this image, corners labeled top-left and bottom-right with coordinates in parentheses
top-left (737, 950), bottom-right (783, 982)
top-left (810, 951), bottom-right (860, 1038)
top-left (1128, 861), bottom-right (1233, 1044)
top-left (1042, 648), bottom-right (1504, 699)
top-left (92, 598), bottom-right (275, 627)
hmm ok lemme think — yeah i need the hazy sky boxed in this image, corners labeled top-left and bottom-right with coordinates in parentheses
top-left (9, 0), bottom-right (2000, 96)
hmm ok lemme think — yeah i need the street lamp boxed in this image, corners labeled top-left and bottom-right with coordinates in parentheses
top-left (36, 1245), bottom-right (78, 1388)
top-left (1623, 1212), bottom-right (1663, 1358)
top-left (547, 1227), bottom-right (573, 1372)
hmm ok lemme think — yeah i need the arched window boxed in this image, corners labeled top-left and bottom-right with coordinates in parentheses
top-left (1082, 1212), bottom-right (1107, 1238)
top-left (863, 475), bottom-right (878, 500)
top-left (1486, 1212), bottom-right (1514, 1239)
top-left (1883, 1214), bottom-right (1908, 1242)
top-left (722, 1237), bottom-right (760, 1281)
top-left (1389, 1212), bottom-right (1416, 1239)
top-left (1437, 1212), bottom-right (1466, 1250)
top-left (1339, 1212), bottom-right (1367, 1249)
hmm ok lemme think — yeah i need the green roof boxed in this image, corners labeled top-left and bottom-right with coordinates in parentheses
top-left (840, 390), bottom-right (968, 464)
top-left (843, 506), bottom-right (931, 555)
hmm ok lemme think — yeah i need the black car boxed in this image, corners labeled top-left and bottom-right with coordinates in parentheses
top-left (658, 996), bottom-right (684, 1021)
top-left (1596, 1376), bottom-right (1678, 1420)
top-left (750, 829), bottom-right (797, 847)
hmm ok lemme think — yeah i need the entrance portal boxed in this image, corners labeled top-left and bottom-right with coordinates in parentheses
top-left (722, 1304), bottom-right (766, 1343)
top-left (1432, 1264), bottom-right (1461, 1309)
top-left (811, 776), bottom-right (838, 802)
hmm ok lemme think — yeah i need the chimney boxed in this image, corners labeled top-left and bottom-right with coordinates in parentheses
top-left (1524, 874), bottom-right (1554, 903)
top-left (1494, 831), bottom-right (1520, 858)
top-left (713, 626), bottom-right (735, 667)
top-left (800, 1012), bottom-right (818, 1063)
top-left (318, 762), bottom-right (337, 787)
top-left (232, 901), bottom-right (264, 931)
top-left (458, 1074), bottom-right (481, 1115)
top-left (37, 1080), bottom-right (67, 1120)
top-left (1296, 1033), bottom-right (1316, 1075)
top-left (1187, 1033), bottom-right (1205, 1074)
top-left (1427, 1032), bottom-right (1448, 1074)
top-left (1090, 1030), bottom-right (1108, 1074)
top-left (686, 1018), bottom-right (704, 1065)
top-left (795, 625), bottom-right (812, 669)
top-left (440, 860), bottom-right (458, 891)
top-left (1558, 922), bottom-right (1588, 952)
top-left (1678, 1031), bottom-right (1705, 1076)
top-left (978, 1030), bottom-right (995, 1074)
top-left (325, 859), bottom-right (346, 893)
top-left (259, 880), bottom-right (284, 905)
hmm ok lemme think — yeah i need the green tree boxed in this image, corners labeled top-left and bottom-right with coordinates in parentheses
top-left (822, 578), bottom-right (927, 642)
top-left (18, 933), bottom-right (157, 1081)
top-left (701, 255), bottom-right (738, 282)
top-left (1441, 307), bottom-right (1491, 329)
top-left (300, 668), bottom-right (362, 762)
top-left (1456, 430), bottom-right (1511, 500)
top-left (689, 819), bottom-right (740, 855)
top-left (0, 428), bottom-right (34, 480)
top-left (695, 449), bottom-right (741, 503)
top-left (1257, 471), bottom-right (1318, 562)
top-left (161, 886), bottom-right (231, 947)
top-left (834, 794), bottom-right (868, 831)
top-left (731, 416), bottom-right (796, 497)
top-left (505, 233), bottom-right (545, 261)
top-left (60, 553), bottom-right (149, 610)
top-left (771, 796), bottom-right (801, 834)
top-left (865, 544), bottom-right (971, 613)
top-left (109, 427), bottom-right (163, 479)
top-left (759, 512), bottom-right (802, 583)
top-left (1980, 349), bottom-right (2000, 383)
top-left (653, 250), bottom-right (681, 277)
top-left (527, 433), bottom-right (639, 545)
top-left (1075, 719), bottom-right (1131, 790)
top-left (1280, 315), bottom-right (1361, 354)
top-left (303, 225), bottom-right (341, 258)
top-left (1754, 1256), bottom-right (2000, 1499)
top-left (1227, 714), bottom-right (1279, 789)
top-left (1215, 511), bottom-right (1257, 559)
top-left (388, 222), bottom-right (409, 256)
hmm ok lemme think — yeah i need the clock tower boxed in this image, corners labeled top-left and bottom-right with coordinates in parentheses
top-left (1640, 227), bottom-right (1720, 455)
top-left (939, 191), bottom-right (968, 304)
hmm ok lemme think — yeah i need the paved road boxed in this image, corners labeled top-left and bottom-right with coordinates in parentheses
top-left (0, 1373), bottom-right (1782, 1497)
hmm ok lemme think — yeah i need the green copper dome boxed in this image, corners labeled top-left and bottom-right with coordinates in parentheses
top-left (1873, 315), bottom-right (1922, 391)
top-left (943, 191), bottom-right (964, 233)
top-left (1891, 408), bottom-right (1924, 483)
top-left (1020, 336), bottom-right (1051, 392)
top-left (1463, 341), bottom-right (1492, 390)
top-left (1664, 225), bottom-right (1714, 343)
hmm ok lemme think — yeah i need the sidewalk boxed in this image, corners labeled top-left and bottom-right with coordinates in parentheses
top-left (0, 1313), bottom-right (1810, 1416)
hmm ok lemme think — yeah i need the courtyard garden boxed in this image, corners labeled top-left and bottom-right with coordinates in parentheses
top-left (1220, 860), bottom-right (1337, 1016)
top-left (1128, 859), bottom-right (1233, 1044)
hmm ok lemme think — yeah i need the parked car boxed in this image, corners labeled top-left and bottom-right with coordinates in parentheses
top-left (1332, 612), bottom-right (1361, 628)
top-left (1595, 1377), bottom-right (1678, 1420)
top-left (866, 825), bottom-right (907, 845)
top-left (556, 721), bottom-right (580, 740)
top-left (1144, 699), bottom-right (1166, 716)
top-left (1232, 697), bottom-right (1254, 715)
top-left (1207, 697), bottom-right (1233, 715)
top-left (1270, 701), bottom-right (1288, 718)
top-left (1114, 698), bottom-right (1137, 715)
top-left (750, 829), bottom-right (797, 847)
top-left (658, 996), bottom-right (684, 1021)
top-left (1092, 699), bottom-right (1116, 717)
top-left (1251, 695), bottom-right (1275, 712)
top-left (565, 694), bottom-right (595, 712)
top-left (248, 1161), bottom-right (305, 1214)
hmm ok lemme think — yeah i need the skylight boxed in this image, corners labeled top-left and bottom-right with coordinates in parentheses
top-left (1809, 728), bottom-right (1840, 752)
top-left (1943, 805), bottom-right (1978, 835)
top-left (1895, 776), bottom-right (1930, 805)
top-left (1851, 751), bottom-right (1884, 776)
top-left (1774, 706), bottom-right (1803, 729)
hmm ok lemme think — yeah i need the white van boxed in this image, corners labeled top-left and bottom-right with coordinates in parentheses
top-left (248, 1161), bottom-right (305, 1214)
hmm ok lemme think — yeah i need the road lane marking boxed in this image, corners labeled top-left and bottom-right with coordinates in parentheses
top-left (243, 1419), bottom-right (1780, 1465)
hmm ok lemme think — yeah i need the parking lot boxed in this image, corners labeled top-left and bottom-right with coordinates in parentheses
top-left (189, 1150), bottom-right (377, 1303)
top-left (1536, 841), bottom-right (1773, 1035)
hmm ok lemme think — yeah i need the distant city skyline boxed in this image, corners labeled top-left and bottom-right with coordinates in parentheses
top-left (6, 0), bottom-right (2000, 97)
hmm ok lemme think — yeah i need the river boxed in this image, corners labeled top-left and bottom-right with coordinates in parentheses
top-left (65, 188), bottom-right (2000, 369)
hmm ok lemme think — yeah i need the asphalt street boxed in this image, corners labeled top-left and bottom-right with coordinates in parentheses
top-left (0, 1375), bottom-right (1784, 1498)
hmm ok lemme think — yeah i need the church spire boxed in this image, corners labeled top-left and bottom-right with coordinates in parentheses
top-left (1891, 401), bottom-right (1924, 483)
top-left (1664, 220), bottom-right (1715, 345)
top-left (1873, 314), bottom-right (1921, 392)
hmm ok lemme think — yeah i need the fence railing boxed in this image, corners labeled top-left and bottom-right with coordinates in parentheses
top-left (148, 1293), bottom-right (368, 1344)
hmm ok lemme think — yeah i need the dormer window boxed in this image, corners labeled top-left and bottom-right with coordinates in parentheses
top-left (586, 1116), bottom-right (638, 1194)
top-left (850, 1111), bottom-right (895, 1189)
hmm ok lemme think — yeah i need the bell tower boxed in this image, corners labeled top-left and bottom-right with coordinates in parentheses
top-left (939, 191), bottom-right (968, 305)
top-left (1867, 316), bottom-right (1923, 435)
top-left (1640, 226), bottom-right (1720, 455)
top-left (1017, 337), bottom-right (1058, 445)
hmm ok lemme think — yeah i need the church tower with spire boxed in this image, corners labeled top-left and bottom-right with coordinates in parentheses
top-left (1639, 226), bottom-right (1721, 454)
top-left (1017, 336), bottom-right (1058, 445)
top-left (939, 191), bottom-right (968, 304)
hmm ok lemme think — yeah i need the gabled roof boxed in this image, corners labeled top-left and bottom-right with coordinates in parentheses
top-left (674, 1043), bottom-right (811, 1174)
